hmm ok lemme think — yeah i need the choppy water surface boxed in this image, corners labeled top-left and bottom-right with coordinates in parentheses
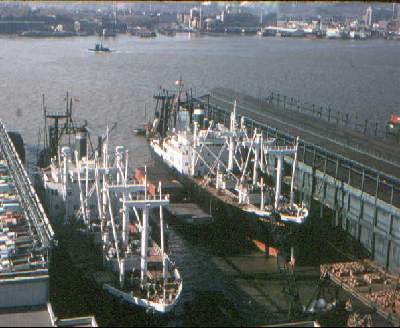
top-left (2, 33), bottom-right (399, 325)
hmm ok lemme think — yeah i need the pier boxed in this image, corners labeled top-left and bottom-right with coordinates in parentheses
top-left (0, 119), bottom-right (54, 308)
top-left (192, 89), bottom-right (400, 273)
top-left (0, 120), bottom-right (98, 326)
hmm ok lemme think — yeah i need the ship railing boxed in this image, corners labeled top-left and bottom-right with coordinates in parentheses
top-left (266, 145), bottom-right (297, 152)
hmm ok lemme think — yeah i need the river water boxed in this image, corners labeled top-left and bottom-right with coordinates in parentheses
top-left (2, 33), bottom-right (399, 325)
top-left (0, 33), bottom-right (399, 167)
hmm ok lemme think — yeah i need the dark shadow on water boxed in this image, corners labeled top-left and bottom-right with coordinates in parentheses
top-left (170, 220), bottom-right (259, 257)
top-left (49, 223), bottom-right (170, 327)
top-left (182, 291), bottom-right (241, 327)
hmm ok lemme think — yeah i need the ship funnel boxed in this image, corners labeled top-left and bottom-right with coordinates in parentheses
top-left (75, 128), bottom-right (87, 160)
top-left (97, 136), bottom-right (103, 159)
top-left (203, 117), bottom-right (209, 129)
top-left (193, 108), bottom-right (205, 128)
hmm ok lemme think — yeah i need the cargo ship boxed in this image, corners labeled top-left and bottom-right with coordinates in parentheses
top-left (145, 81), bottom-right (309, 254)
top-left (36, 94), bottom-right (182, 314)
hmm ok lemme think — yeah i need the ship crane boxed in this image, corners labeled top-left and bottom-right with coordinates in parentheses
top-left (123, 196), bottom-right (169, 287)
top-left (103, 145), bottom-right (147, 287)
top-left (231, 126), bottom-right (301, 215)
top-left (171, 76), bottom-right (185, 128)
top-left (232, 127), bottom-right (277, 206)
top-left (190, 121), bottom-right (229, 178)
top-left (96, 142), bottom-right (148, 231)
top-left (60, 146), bottom-right (72, 224)
top-left (191, 102), bottom-right (251, 187)
top-left (70, 123), bottom-right (131, 233)
top-left (72, 141), bottom-right (118, 229)
top-left (153, 89), bottom-right (176, 137)
top-left (192, 124), bottom-right (244, 189)
top-left (262, 137), bottom-right (299, 210)
top-left (100, 146), bottom-right (170, 293)
top-left (217, 101), bottom-right (249, 173)
top-left (239, 128), bottom-right (276, 186)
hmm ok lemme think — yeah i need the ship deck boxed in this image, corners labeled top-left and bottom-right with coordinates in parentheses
top-left (166, 203), bottom-right (213, 225)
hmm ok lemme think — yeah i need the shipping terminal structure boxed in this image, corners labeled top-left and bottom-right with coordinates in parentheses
top-left (0, 120), bottom-right (54, 309)
top-left (1, 81), bottom-right (399, 326)
top-left (36, 94), bottom-right (182, 314)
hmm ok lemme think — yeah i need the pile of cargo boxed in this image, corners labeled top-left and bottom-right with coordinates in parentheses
top-left (322, 261), bottom-right (369, 278)
top-left (366, 289), bottom-right (400, 315)
top-left (322, 260), bottom-right (400, 325)
top-left (348, 276), bottom-right (367, 288)
top-left (323, 261), bottom-right (393, 288)
top-left (321, 261), bottom-right (388, 284)
top-left (347, 312), bottom-right (373, 327)
top-left (363, 273), bottom-right (384, 285)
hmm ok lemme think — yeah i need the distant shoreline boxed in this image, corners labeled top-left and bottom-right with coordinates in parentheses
top-left (0, 30), bottom-right (397, 42)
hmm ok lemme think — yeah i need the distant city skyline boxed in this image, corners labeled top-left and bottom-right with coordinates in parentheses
top-left (2, 1), bottom-right (396, 14)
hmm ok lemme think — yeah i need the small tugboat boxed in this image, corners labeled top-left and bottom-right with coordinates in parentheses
top-left (88, 43), bottom-right (111, 52)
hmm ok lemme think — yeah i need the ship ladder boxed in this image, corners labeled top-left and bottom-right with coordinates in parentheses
top-left (278, 257), bottom-right (303, 321)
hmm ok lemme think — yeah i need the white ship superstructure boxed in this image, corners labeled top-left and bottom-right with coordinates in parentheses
top-left (150, 99), bottom-right (308, 225)
top-left (40, 99), bottom-right (182, 314)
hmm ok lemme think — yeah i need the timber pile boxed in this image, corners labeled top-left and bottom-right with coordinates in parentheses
top-left (321, 261), bottom-right (389, 284)
top-left (322, 260), bottom-right (400, 325)
top-left (363, 273), bottom-right (384, 285)
top-left (366, 289), bottom-right (400, 315)
top-left (322, 261), bottom-right (368, 278)
top-left (348, 276), bottom-right (367, 288)
top-left (347, 312), bottom-right (373, 327)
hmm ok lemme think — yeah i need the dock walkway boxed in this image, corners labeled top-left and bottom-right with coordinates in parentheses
top-left (202, 87), bottom-right (400, 179)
